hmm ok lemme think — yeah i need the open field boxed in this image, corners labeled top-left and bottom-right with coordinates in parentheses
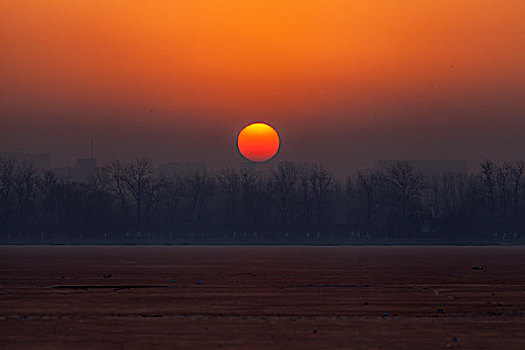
top-left (1, 246), bottom-right (524, 349)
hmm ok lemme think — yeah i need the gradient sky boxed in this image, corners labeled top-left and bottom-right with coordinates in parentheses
top-left (1, 0), bottom-right (524, 171)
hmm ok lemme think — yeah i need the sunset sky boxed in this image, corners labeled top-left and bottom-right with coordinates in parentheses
top-left (1, 0), bottom-right (524, 170)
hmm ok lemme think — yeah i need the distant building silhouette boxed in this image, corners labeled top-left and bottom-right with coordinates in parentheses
top-left (54, 140), bottom-right (99, 182)
top-left (54, 158), bottom-right (98, 183)
top-left (375, 160), bottom-right (468, 175)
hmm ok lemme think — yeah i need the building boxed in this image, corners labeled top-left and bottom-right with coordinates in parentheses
top-left (54, 158), bottom-right (98, 183)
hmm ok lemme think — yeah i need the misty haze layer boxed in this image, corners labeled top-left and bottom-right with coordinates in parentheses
top-left (1, 1), bottom-right (524, 170)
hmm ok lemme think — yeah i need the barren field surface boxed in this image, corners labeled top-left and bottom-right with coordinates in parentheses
top-left (0, 246), bottom-right (524, 349)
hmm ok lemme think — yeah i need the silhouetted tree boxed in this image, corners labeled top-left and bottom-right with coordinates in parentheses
top-left (356, 170), bottom-right (384, 234)
top-left (309, 165), bottom-right (335, 224)
top-left (108, 159), bottom-right (129, 222)
top-left (510, 161), bottom-right (524, 229)
top-left (144, 174), bottom-right (165, 226)
top-left (271, 161), bottom-right (299, 224)
top-left (239, 168), bottom-right (258, 224)
top-left (161, 175), bottom-right (185, 227)
top-left (185, 170), bottom-right (214, 224)
top-left (385, 162), bottom-right (425, 236)
top-left (0, 157), bottom-right (16, 234)
top-left (37, 170), bottom-right (60, 228)
top-left (13, 163), bottom-right (36, 232)
top-left (122, 158), bottom-right (153, 227)
top-left (299, 168), bottom-right (312, 224)
top-left (480, 160), bottom-right (497, 230)
top-left (496, 163), bottom-right (512, 232)
top-left (216, 168), bottom-right (241, 224)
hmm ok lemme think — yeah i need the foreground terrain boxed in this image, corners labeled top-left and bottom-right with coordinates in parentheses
top-left (0, 245), bottom-right (524, 349)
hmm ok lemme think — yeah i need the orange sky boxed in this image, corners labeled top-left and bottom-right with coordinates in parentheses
top-left (1, 0), bottom-right (524, 169)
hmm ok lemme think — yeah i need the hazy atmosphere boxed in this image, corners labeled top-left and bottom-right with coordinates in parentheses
top-left (2, 2), bottom-right (525, 349)
top-left (2, 0), bottom-right (525, 170)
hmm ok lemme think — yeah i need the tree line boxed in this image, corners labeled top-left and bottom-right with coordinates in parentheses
top-left (0, 156), bottom-right (524, 243)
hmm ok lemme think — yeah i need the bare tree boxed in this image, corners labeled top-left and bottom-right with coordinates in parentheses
top-left (161, 175), bottom-right (185, 227)
top-left (309, 165), bottom-right (335, 224)
top-left (186, 170), bottom-right (214, 224)
top-left (510, 161), bottom-right (524, 226)
top-left (299, 169), bottom-right (312, 224)
top-left (122, 158), bottom-right (154, 227)
top-left (239, 168), bottom-right (258, 224)
top-left (344, 175), bottom-right (359, 226)
top-left (144, 174), bottom-right (165, 225)
top-left (37, 170), bottom-right (60, 227)
top-left (108, 159), bottom-right (129, 220)
top-left (271, 161), bottom-right (298, 224)
top-left (356, 170), bottom-right (384, 232)
top-left (216, 168), bottom-right (241, 224)
top-left (480, 160), bottom-right (497, 227)
top-left (0, 157), bottom-right (16, 232)
top-left (440, 173), bottom-right (466, 217)
top-left (386, 162), bottom-right (425, 235)
top-left (496, 163), bottom-right (512, 231)
top-left (13, 163), bottom-right (36, 232)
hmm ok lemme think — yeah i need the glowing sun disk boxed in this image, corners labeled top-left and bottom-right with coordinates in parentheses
top-left (237, 122), bottom-right (280, 162)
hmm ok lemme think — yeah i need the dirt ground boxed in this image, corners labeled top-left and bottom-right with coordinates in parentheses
top-left (0, 245), bottom-right (524, 349)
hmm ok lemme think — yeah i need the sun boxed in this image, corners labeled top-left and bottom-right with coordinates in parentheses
top-left (237, 122), bottom-right (280, 162)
